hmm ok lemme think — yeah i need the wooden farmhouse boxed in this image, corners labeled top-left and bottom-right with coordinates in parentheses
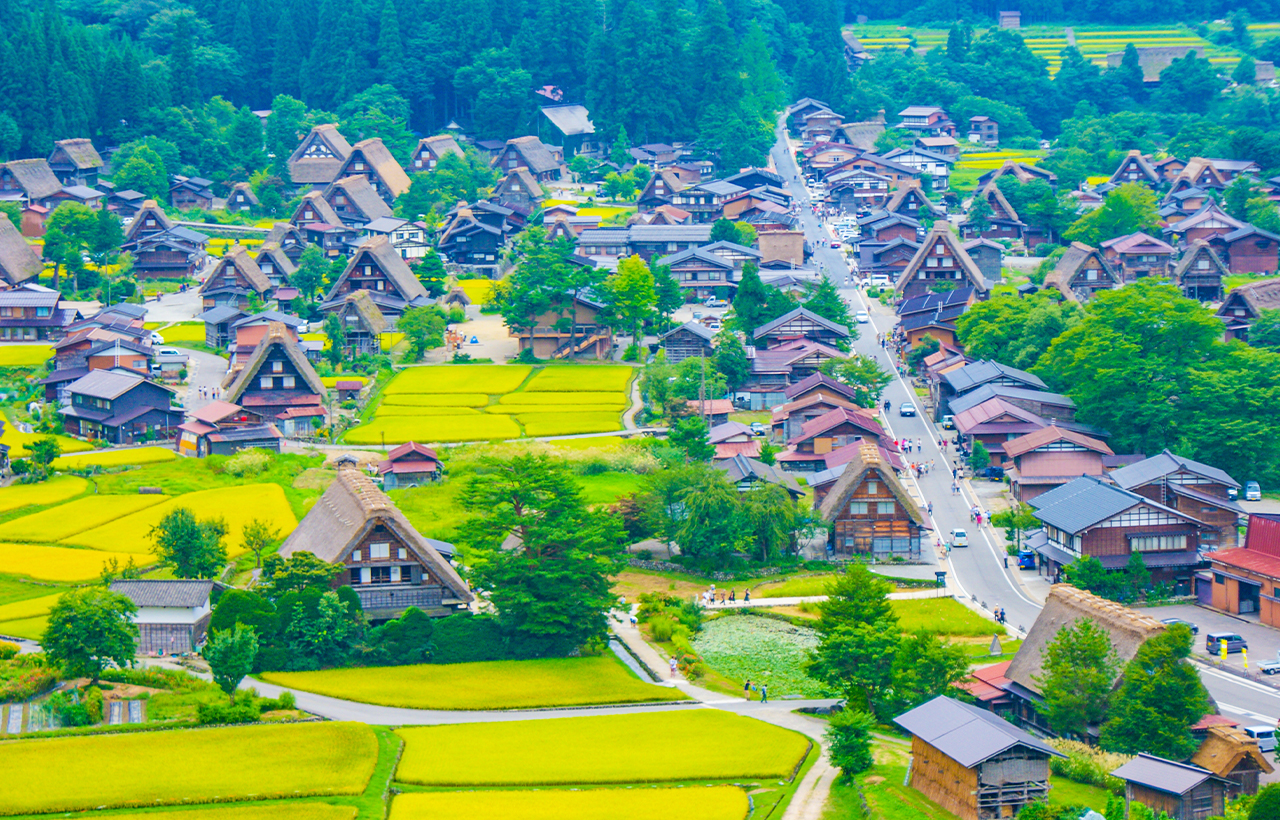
top-left (1112, 755), bottom-right (1229, 820)
top-left (510, 292), bottom-right (612, 360)
top-left (960, 183), bottom-right (1026, 243)
top-left (287, 124), bottom-right (354, 191)
top-left (0, 159), bottom-right (62, 207)
top-left (222, 322), bottom-right (327, 436)
top-left (818, 443), bottom-right (928, 559)
top-left (885, 180), bottom-right (945, 220)
top-left (858, 212), bottom-right (921, 244)
top-left (1044, 242), bottom-right (1122, 303)
top-left (1218, 225), bottom-right (1280, 274)
top-left (177, 399), bottom-right (282, 457)
top-left (493, 168), bottom-right (545, 213)
top-left (494, 136), bottom-right (562, 182)
top-left (254, 243), bottom-right (297, 289)
top-left (120, 200), bottom-right (209, 280)
top-left (1109, 150), bottom-right (1161, 189)
top-left (753, 307), bottom-right (850, 348)
top-left (169, 176), bottom-right (215, 211)
top-left (659, 321), bottom-right (716, 364)
top-left (60, 369), bottom-right (181, 444)
top-left (771, 391), bottom-right (861, 442)
top-left (1207, 514), bottom-right (1280, 627)
top-left (1110, 450), bottom-right (1243, 551)
top-left (1191, 725), bottom-right (1274, 800)
top-left (1164, 203), bottom-right (1243, 247)
top-left (895, 695), bottom-right (1063, 820)
top-left (324, 175), bottom-right (394, 227)
top-left (781, 372), bottom-right (860, 405)
top-left (290, 190), bottom-right (344, 229)
top-left (714, 453), bottom-right (803, 498)
top-left (408, 135), bottom-right (463, 173)
top-left (638, 169), bottom-right (688, 208)
top-left (1004, 425), bottom-right (1113, 502)
top-left (1175, 240), bottom-right (1231, 301)
top-left (0, 216), bottom-right (44, 286)
top-left (198, 246), bottom-right (273, 311)
top-left (436, 204), bottom-right (506, 268)
top-left (277, 466), bottom-right (473, 621)
top-left (894, 224), bottom-right (990, 301)
top-left (1100, 231), bottom-right (1175, 281)
top-left (709, 421), bottom-right (761, 460)
top-left (227, 182), bottom-right (259, 213)
top-left (321, 236), bottom-right (431, 319)
top-left (108, 580), bottom-right (214, 654)
top-left (47, 138), bottom-right (104, 188)
top-left (332, 138), bottom-right (410, 205)
top-left (1217, 277), bottom-right (1280, 342)
top-left (376, 442), bottom-right (444, 489)
top-left (975, 160), bottom-right (1056, 190)
top-left (332, 290), bottom-right (389, 357)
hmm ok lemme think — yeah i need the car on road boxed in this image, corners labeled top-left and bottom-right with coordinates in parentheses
top-left (951, 528), bottom-right (968, 548)
top-left (854, 310), bottom-right (870, 323)
top-left (899, 402), bottom-right (916, 417)
top-left (149, 331), bottom-right (164, 345)
top-left (869, 274), bottom-right (891, 287)
top-left (941, 414), bottom-right (955, 430)
top-left (1247, 727), bottom-right (1278, 752)
top-left (830, 240), bottom-right (841, 248)
top-left (1205, 631), bottom-right (1247, 654)
top-left (704, 298), bottom-right (728, 308)
top-left (1246, 481), bottom-right (1262, 501)
top-left (1159, 617), bottom-right (1198, 634)
top-left (978, 466), bottom-right (1006, 480)
top-left (750, 422), bottom-right (766, 436)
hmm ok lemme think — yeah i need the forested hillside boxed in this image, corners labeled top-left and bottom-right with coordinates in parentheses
top-left (0, 0), bottom-right (843, 165)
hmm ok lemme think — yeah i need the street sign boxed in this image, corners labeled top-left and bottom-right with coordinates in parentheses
top-left (935, 571), bottom-right (947, 587)
top-left (1221, 639), bottom-right (1228, 662)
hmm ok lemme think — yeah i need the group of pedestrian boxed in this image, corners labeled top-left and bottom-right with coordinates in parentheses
top-left (897, 437), bottom-right (926, 454)
top-left (743, 679), bottom-right (768, 703)
top-left (970, 506), bottom-right (985, 526)
top-left (908, 460), bottom-right (935, 478)
top-left (196, 385), bottom-right (220, 400)
top-left (698, 587), bottom-right (744, 607)
top-left (994, 606), bottom-right (1007, 625)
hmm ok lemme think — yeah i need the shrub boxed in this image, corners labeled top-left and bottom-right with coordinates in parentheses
top-left (0, 641), bottom-right (18, 660)
top-left (1049, 739), bottom-right (1130, 793)
top-left (224, 449), bottom-right (271, 476)
top-left (46, 691), bottom-right (95, 726)
top-left (827, 708), bottom-right (875, 779)
top-left (196, 700), bottom-right (261, 725)
top-left (81, 685), bottom-right (104, 723)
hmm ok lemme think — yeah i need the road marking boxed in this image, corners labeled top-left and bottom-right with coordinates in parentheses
top-left (1217, 701), bottom-right (1276, 724)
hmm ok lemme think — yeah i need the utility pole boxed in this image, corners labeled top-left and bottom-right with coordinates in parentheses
top-left (699, 354), bottom-right (707, 422)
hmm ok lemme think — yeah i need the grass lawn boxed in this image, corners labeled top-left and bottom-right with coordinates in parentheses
top-left (0, 592), bottom-right (64, 623)
top-left (153, 323), bottom-right (206, 343)
top-left (1048, 776), bottom-right (1114, 812)
top-left (854, 738), bottom-right (955, 820)
top-left (611, 568), bottom-right (788, 601)
top-left (396, 710), bottom-right (810, 786)
top-left (456, 279), bottom-right (496, 305)
top-left (382, 365), bottom-right (532, 395)
top-left (753, 574), bottom-right (839, 598)
top-left (0, 542), bottom-right (148, 582)
top-left (524, 365), bottom-right (633, 393)
top-left (261, 655), bottom-right (683, 710)
top-left (389, 786), bottom-right (747, 820)
top-left (890, 597), bottom-right (998, 637)
top-left (346, 414), bottom-right (521, 444)
top-left (0, 476), bottom-right (88, 514)
top-left (1224, 272), bottom-right (1280, 292)
top-left (50, 446), bottom-right (177, 469)
top-left (0, 722), bottom-right (378, 815)
top-left (0, 346), bottom-right (52, 367)
top-left (389, 480), bottom-right (472, 542)
top-left (62, 483), bottom-right (298, 557)
top-left (0, 493), bottom-right (168, 542)
top-left (0, 576), bottom-right (64, 607)
top-left (574, 471), bottom-right (645, 506)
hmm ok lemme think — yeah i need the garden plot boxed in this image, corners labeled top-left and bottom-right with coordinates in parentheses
top-left (0, 721), bottom-right (377, 816)
top-left (0, 542), bottom-right (145, 582)
top-left (60, 483), bottom-right (297, 557)
top-left (0, 476), bottom-right (87, 514)
top-left (396, 710), bottom-right (810, 786)
top-left (261, 655), bottom-right (685, 710)
top-left (389, 786), bottom-right (747, 820)
top-left (693, 615), bottom-right (830, 698)
top-left (50, 446), bottom-right (177, 469)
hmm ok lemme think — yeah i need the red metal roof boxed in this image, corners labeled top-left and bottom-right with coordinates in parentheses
top-left (714, 441), bottom-right (761, 459)
top-left (1209, 547), bottom-right (1280, 579)
top-left (1246, 514), bottom-right (1280, 558)
top-left (957, 660), bottom-right (1013, 702)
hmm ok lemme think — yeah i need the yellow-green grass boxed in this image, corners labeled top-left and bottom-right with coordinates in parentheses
top-left (0, 426), bottom-right (93, 460)
top-left (0, 476), bottom-right (88, 513)
top-left (498, 391), bottom-right (628, 406)
top-left (0, 346), bottom-right (52, 367)
top-left (44, 806), bottom-right (357, 820)
top-left (381, 393), bottom-right (489, 407)
top-left (0, 615), bottom-right (46, 640)
top-left (524, 365), bottom-right (632, 392)
top-left (0, 494), bottom-right (168, 542)
top-left (261, 655), bottom-right (685, 710)
top-left (320, 375), bottom-right (368, 388)
top-left (154, 323), bottom-right (205, 343)
top-left (376, 406), bottom-right (480, 417)
top-left (389, 787), bottom-right (747, 820)
top-left (456, 279), bottom-right (496, 304)
top-left (0, 542), bottom-right (153, 582)
top-left (575, 471), bottom-right (645, 505)
top-left (0, 722), bottom-right (378, 816)
top-left (0, 576), bottom-right (63, 607)
top-left (546, 436), bottom-right (628, 450)
top-left (383, 365), bottom-right (532, 395)
top-left (486, 404), bottom-right (625, 415)
top-left (518, 412), bottom-right (623, 437)
top-left (50, 446), bottom-right (177, 470)
top-left (754, 574), bottom-right (840, 598)
top-left (380, 332), bottom-right (405, 352)
top-left (62, 484), bottom-right (298, 557)
top-left (891, 597), bottom-right (996, 637)
top-left (577, 205), bottom-right (633, 219)
top-left (396, 710), bottom-right (810, 786)
top-left (0, 592), bottom-right (61, 622)
top-left (347, 415), bottom-right (520, 444)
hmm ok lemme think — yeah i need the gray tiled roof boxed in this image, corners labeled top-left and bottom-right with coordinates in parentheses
top-left (67, 368), bottom-right (148, 400)
top-left (1109, 449), bottom-right (1239, 490)
top-left (894, 695), bottom-right (1062, 768)
top-left (1112, 754), bottom-right (1219, 795)
top-left (948, 383), bottom-right (1074, 415)
top-left (1029, 475), bottom-right (1194, 533)
top-left (109, 580), bottom-right (213, 608)
top-left (943, 360), bottom-right (1047, 394)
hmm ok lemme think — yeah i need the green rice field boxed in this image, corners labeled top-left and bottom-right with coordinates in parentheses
top-left (389, 787), bottom-right (748, 820)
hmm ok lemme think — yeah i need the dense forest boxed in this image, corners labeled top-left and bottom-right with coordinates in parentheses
top-left (0, 0), bottom-right (844, 166)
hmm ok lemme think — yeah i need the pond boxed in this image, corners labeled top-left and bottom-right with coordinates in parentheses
top-left (692, 614), bottom-right (832, 698)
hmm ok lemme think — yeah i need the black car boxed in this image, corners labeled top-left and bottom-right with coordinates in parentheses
top-left (979, 466), bottom-right (1006, 480)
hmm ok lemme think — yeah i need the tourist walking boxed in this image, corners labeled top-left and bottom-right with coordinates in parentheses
top-left (744, 679), bottom-right (752, 700)
top-left (760, 685), bottom-right (768, 704)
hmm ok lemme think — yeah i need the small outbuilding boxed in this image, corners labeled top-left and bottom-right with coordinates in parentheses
top-left (376, 442), bottom-right (444, 489)
top-left (1112, 754), bottom-right (1231, 820)
top-left (1191, 725), bottom-right (1274, 800)
top-left (108, 579), bottom-right (214, 655)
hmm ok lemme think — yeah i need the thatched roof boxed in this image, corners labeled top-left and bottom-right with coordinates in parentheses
top-left (255, 243), bottom-right (298, 278)
top-left (325, 236), bottom-right (429, 304)
top-left (415, 135), bottom-right (463, 162)
top-left (504, 136), bottom-right (560, 175)
top-left (342, 289), bottom-right (388, 334)
top-left (442, 286), bottom-right (471, 307)
top-left (1227, 277), bottom-right (1280, 315)
top-left (277, 467), bottom-right (471, 602)
top-left (1191, 725), bottom-right (1275, 777)
top-left (199, 246), bottom-right (272, 296)
top-left (2, 159), bottom-right (62, 200)
top-left (224, 321), bottom-right (326, 399)
top-left (1006, 584), bottom-right (1166, 696)
top-left (347, 138), bottom-right (411, 199)
top-left (290, 191), bottom-right (343, 227)
top-left (817, 443), bottom-right (927, 526)
top-left (230, 181), bottom-right (259, 206)
top-left (53, 138), bottom-right (104, 170)
top-left (287, 124), bottom-right (353, 186)
top-left (1044, 242), bottom-right (1120, 303)
top-left (896, 224), bottom-right (989, 296)
top-left (124, 200), bottom-right (173, 241)
top-left (0, 214), bottom-right (41, 285)
top-left (325, 175), bottom-right (393, 222)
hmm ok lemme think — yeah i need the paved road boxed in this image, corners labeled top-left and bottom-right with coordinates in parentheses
top-left (767, 126), bottom-right (1280, 726)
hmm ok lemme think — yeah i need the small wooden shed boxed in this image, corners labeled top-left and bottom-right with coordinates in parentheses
top-left (1112, 754), bottom-right (1231, 820)
top-left (1191, 725), bottom-right (1274, 800)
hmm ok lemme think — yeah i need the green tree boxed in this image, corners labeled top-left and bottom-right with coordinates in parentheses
top-left (1124, 550), bottom-right (1152, 599)
top-left (669, 416), bottom-right (715, 462)
top-left (1100, 625), bottom-right (1210, 759)
top-left (398, 305), bottom-right (447, 361)
top-left (459, 455), bottom-right (625, 654)
top-left (241, 518), bottom-right (280, 570)
top-left (653, 264), bottom-right (684, 333)
top-left (607, 254), bottom-right (656, 352)
top-left (1063, 555), bottom-right (1120, 599)
top-left (730, 262), bottom-right (770, 337)
top-left (266, 95), bottom-right (307, 176)
top-left (413, 250), bottom-right (448, 296)
top-left (639, 352), bottom-right (679, 419)
top-left (284, 589), bottom-right (364, 669)
top-left (261, 550), bottom-right (342, 598)
top-left (826, 708), bottom-right (876, 780)
top-left (1065, 183), bottom-right (1160, 245)
top-left (1225, 177), bottom-right (1260, 221)
top-left (740, 483), bottom-right (798, 562)
top-left (113, 146), bottom-right (169, 201)
top-left (712, 327), bottom-right (751, 390)
top-left (990, 504), bottom-right (1038, 549)
top-left (28, 436), bottom-right (61, 472)
top-left (805, 277), bottom-right (853, 340)
top-left (322, 312), bottom-right (347, 366)
top-left (672, 355), bottom-right (728, 403)
top-left (820, 356), bottom-right (892, 408)
top-left (43, 587), bottom-right (137, 685)
top-left (1033, 619), bottom-right (1119, 737)
top-left (43, 203), bottom-right (99, 289)
top-left (368, 607), bottom-right (435, 665)
top-left (888, 631), bottom-right (970, 715)
top-left (203, 623), bottom-right (259, 702)
top-left (969, 441), bottom-right (991, 473)
top-left (967, 196), bottom-right (993, 233)
top-left (148, 507), bottom-right (228, 579)
top-left (1252, 784), bottom-right (1280, 820)
top-left (675, 467), bottom-right (744, 566)
top-left (292, 245), bottom-right (328, 303)
top-left (955, 294), bottom-right (1083, 371)
top-left (1251, 308), bottom-right (1280, 352)
top-left (710, 218), bottom-right (755, 246)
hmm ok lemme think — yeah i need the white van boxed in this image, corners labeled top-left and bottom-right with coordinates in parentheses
top-left (951, 528), bottom-right (969, 548)
top-left (1245, 726), bottom-right (1276, 753)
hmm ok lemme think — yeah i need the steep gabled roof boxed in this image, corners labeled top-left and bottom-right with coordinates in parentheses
top-left (325, 175), bottom-right (394, 222)
top-left (414, 134), bottom-right (463, 162)
top-left (287, 124), bottom-right (353, 186)
top-left (978, 160), bottom-right (1056, 187)
top-left (1223, 277), bottom-right (1280, 315)
top-left (341, 289), bottom-right (389, 334)
top-left (224, 322), bottom-right (326, 402)
top-left (1003, 425), bottom-right (1113, 459)
top-left (0, 214), bottom-right (42, 285)
top-left (2, 159), bottom-right (62, 200)
top-left (291, 191), bottom-right (343, 226)
top-left (1109, 448), bottom-right (1239, 490)
top-left (504, 136), bottom-right (560, 175)
top-left (278, 468), bottom-right (471, 602)
top-left (1044, 242), bottom-right (1121, 302)
top-left (52, 138), bottom-right (104, 170)
top-left (1165, 201), bottom-right (1244, 234)
top-left (715, 453), bottom-right (803, 495)
top-left (1191, 726), bottom-right (1275, 778)
top-left (1100, 231), bottom-right (1174, 254)
top-left (895, 695), bottom-right (1061, 768)
top-left (199, 246), bottom-right (272, 296)
top-left (753, 307), bottom-right (850, 340)
top-left (123, 200), bottom-right (173, 241)
top-left (346, 138), bottom-right (412, 199)
top-left (817, 442), bottom-right (926, 525)
top-left (895, 224), bottom-right (988, 296)
top-left (1109, 150), bottom-right (1159, 186)
top-left (788, 407), bottom-right (881, 445)
top-left (495, 167), bottom-right (544, 201)
top-left (324, 235), bottom-right (429, 304)
top-left (255, 243), bottom-right (298, 279)
top-left (884, 180), bottom-right (944, 218)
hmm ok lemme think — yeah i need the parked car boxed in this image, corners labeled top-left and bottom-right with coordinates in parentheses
top-left (830, 240), bottom-right (841, 248)
top-left (1159, 617), bottom-right (1198, 635)
top-left (1245, 726), bottom-right (1277, 752)
top-left (704, 298), bottom-right (728, 308)
top-left (1246, 481), bottom-right (1262, 501)
top-left (149, 331), bottom-right (164, 345)
top-left (854, 310), bottom-right (870, 323)
top-left (692, 311), bottom-right (704, 320)
top-left (750, 422), bottom-right (766, 436)
top-left (899, 402), bottom-right (917, 417)
top-left (1205, 631), bottom-right (1247, 654)
top-left (979, 466), bottom-right (1005, 480)
top-left (941, 415), bottom-right (955, 430)
top-left (869, 274), bottom-right (891, 287)
top-left (951, 528), bottom-right (968, 548)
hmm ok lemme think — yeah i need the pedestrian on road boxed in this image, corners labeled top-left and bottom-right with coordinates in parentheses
top-left (670, 658), bottom-right (679, 677)
top-left (760, 685), bottom-right (768, 703)
top-left (927, 502), bottom-right (933, 516)
top-left (953, 467), bottom-right (959, 479)
top-left (916, 437), bottom-right (923, 450)
top-left (744, 679), bottom-right (752, 700)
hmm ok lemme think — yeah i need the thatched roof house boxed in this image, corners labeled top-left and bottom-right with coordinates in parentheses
top-left (1191, 725), bottom-right (1274, 799)
top-left (0, 214), bottom-right (42, 285)
top-left (817, 443), bottom-right (928, 560)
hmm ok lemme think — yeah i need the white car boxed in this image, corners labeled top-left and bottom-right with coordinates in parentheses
top-left (149, 331), bottom-right (164, 345)
top-left (855, 311), bottom-right (870, 323)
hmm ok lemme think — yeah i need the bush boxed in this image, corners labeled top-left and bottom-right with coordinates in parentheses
top-left (81, 685), bottom-right (104, 723)
top-left (1049, 739), bottom-right (1130, 794)
top-left (826, 708), bottom-right (875, 779)
top-left (46, 691), bottom-right (95, 727)
top-left (197, 697), bottom-right (261, 725)
top-left (224, 449), bottom-right (270, 476)
top-left (1252, 784), bottom-right (1280, 819)
top-left (0, 641), bottom-right (18, 660)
